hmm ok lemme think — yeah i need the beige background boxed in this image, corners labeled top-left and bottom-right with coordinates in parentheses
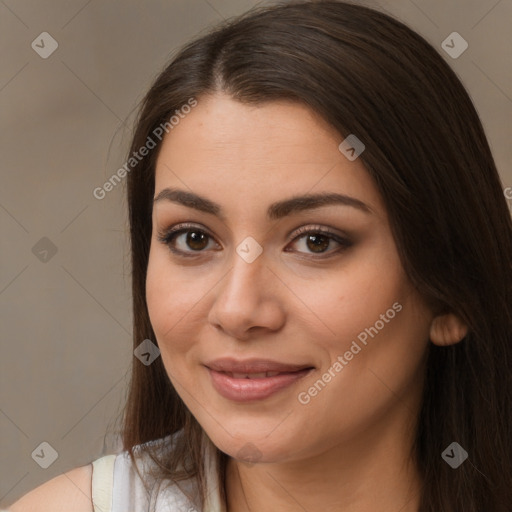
top-left (1, 0), bottom-right (511, 506)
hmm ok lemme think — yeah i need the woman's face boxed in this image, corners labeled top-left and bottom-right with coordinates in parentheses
top-left (146, 93), bottom-right (434, 463)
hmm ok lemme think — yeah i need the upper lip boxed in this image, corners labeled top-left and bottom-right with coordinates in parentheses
top-left (204, 358), bottom-right (314, 373)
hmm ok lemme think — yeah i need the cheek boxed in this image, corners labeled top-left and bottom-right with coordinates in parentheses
top-left (145, 249), bottom-right (198, 355)
top-left (291, 242), bottom-right (409, 355)
top-left (146, 255), bottom-right (207, 400)
top-left (292, 292), bottom-right (430, 454)
top-left (146, 251), bottom-right (171, 336)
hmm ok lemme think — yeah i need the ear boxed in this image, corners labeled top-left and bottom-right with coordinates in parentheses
top-left (429, 312), bottom-right (468, 346)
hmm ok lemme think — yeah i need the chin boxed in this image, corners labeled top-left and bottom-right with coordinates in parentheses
top-left (204, 423), bottom-right (298, 464)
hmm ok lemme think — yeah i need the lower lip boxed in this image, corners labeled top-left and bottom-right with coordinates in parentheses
top-left (206, 367), bottom-right (313, 402)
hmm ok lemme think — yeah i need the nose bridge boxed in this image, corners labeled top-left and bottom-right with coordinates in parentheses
top-left (222, 239), bottom-right (268, 301)
top-left (208, 238), bottom-right (284, 337)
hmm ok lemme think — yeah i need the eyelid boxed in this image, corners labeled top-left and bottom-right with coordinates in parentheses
top-left (157, 222), bottom-right (212, 239)
top-left (156, 222), bottom-right (352, 257)
top-left (289, 224), bottom-right (351, 242)
top-left (156, 222), bottom-right (218, 256)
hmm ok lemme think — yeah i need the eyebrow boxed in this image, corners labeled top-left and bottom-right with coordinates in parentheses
top-left (153, 187), bottom-right (373, 221)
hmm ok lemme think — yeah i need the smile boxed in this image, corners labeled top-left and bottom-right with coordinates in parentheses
top-left (206, 366), bottom-right (314, 402)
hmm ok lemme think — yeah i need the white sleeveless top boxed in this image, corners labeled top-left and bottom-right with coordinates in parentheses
top-left (91, 432), bottom-right (225, 512)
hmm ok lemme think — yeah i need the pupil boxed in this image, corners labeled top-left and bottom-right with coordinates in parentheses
top-left (187, 231), bottom-right (208, 250)
top-left (307, 234), bottom-right (329, 253)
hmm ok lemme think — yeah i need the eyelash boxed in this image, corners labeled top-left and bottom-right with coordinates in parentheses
top-left (156, 222), bottom-right (352, 259)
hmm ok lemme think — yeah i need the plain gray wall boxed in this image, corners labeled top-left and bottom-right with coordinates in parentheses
top-left (1, 0), bottom-right (511, 507)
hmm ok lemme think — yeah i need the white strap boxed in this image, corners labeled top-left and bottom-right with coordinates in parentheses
top-left (91, 454), bottom-right (116, 512)
top-left (203, 437), bottom-right (226, 512)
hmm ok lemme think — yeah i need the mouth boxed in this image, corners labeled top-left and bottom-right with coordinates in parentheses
top-left (222, 370), bottom-right (299, 379)
top-left (204, 358), bottom-right (315, 402)
top-left (204, 357), bottom-right (314, 374)
top-left (219, 367), bottom-right (313, 379)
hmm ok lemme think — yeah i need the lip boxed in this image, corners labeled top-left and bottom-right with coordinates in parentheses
top-left (204, 357), bottom-right (313, 374)
top-left (204, 358), bottom-right (315, 402)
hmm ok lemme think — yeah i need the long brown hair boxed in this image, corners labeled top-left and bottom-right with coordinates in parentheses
top-left (121, 1), bottom-right (512, 510)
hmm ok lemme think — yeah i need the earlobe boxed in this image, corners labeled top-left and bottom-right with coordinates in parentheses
top-left (429, 312), bottom-right (468, 346)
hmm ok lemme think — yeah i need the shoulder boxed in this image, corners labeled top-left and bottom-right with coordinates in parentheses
top-left (8, 464), bottom-right (93, 512)
top-left (7, 432), bottom-right (186, 512)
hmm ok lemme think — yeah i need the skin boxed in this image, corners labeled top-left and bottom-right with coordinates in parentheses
top-left (146, 92), bottom-right (467, 512)
top-left (7, 93), bottom-right (468, 512)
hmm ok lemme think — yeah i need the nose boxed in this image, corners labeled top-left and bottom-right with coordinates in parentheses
top-left (207, 249), bottom-right (286, 340)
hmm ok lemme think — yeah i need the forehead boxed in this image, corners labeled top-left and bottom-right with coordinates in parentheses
top-left (154, 93), bottom-right (384, 217)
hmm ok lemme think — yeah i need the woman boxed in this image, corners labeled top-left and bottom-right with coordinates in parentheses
top-left (9, 0), bottom-right (512, 511)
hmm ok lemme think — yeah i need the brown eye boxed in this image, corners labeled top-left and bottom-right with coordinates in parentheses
top-left (287, 226), bottom-right (352, 257)
top-left (303, 233), bottom-right (331, 253)
top-left (157, 223), bottom-right (352, 259)
top-left (184, 231), bottom-right (209, 251)
top-left (157, 224), bottom-right (218, 257)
